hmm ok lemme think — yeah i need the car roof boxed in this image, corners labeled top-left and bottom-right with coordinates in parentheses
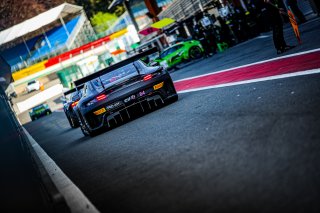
top-left (32, 104), bottom-right (46, 110)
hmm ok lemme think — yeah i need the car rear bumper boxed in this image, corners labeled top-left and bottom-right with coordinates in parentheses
top-left (82, 76), bottom-right (177, 131)
top-left (31, 110), bottom-right (51, 119)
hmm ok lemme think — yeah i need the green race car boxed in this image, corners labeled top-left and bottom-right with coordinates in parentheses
top-left (153, 40), bottom-right (204, 69)
top-left (29, 103), bottom-right (52, 121)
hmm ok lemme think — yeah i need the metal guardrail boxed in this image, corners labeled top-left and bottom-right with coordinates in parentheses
top-left (158, 0), bottom-right (212, 21)
top-left (66, 13), bottom-right (87, 49)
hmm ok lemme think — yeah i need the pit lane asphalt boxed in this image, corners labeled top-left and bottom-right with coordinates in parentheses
top-left (170, 17), bottom-right (320, 81)
top-left (23, 18), bottom-right (320, 212)
top-left (24, 72), bottom-right (320, 213)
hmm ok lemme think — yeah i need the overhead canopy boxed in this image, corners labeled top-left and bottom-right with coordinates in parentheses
top-left (151, 18), bottom-right (175, 29)
top-left (0, 3), bottom-right (83, 47)
top-left (108, 0), bottom-right (125, 10)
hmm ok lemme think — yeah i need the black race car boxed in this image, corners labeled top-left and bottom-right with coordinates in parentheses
top-left (63, 87), bottom-right (83, 128)
top-left (73, 48), bottom-right (178, 136)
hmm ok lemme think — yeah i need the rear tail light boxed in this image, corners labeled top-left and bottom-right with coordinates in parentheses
top-left (86, 94), bottom-right (107, 107)
top-left (96, 94), bottom-right (107, 101)
top-left (71, 101), bottom-right (79, 108)
top-left (143, 74), bottom-right (153, 81)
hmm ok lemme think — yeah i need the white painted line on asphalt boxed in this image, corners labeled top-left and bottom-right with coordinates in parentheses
top-left (22, 127), bottom-right (100, 213)
top-left (174, 48), bottom-right (320, 83)
top-left (255, 35), bottom-right (270, 39)
top-left (178, 68), bottom-right (320, 94)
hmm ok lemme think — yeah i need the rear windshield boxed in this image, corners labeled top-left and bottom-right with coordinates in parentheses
top-left (91, 63), bottom-right (138, 90)
top-left (71, 90), bottom-right (82, 102)
top-left (33, 105), bottom-right (45, 111)
top-left (28, 80), bottom-right (36, 85)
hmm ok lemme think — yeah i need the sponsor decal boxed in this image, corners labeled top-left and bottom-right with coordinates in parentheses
top-left (153, 82), bottom-right (164, 90)
top-left (93, 108), bottom-right (106, 115)
top-left (106, 101), bottom-right (122, 110)
top-left (139, 91), bottom-right (146, 97)
top-left (124, 95), bottom-right (136, 103)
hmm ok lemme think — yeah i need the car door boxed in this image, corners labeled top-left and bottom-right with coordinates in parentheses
top-left (169, 44), bottom-right (184, 66)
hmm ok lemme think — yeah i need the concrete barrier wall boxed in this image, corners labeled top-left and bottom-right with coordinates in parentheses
top-left (12, 60), bottom-right (48, 81)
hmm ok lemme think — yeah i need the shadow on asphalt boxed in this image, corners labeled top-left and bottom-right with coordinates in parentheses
top-left (59, 127), bottom-right (76, 135)
top-left (66, 135), bottom-right (92, 148)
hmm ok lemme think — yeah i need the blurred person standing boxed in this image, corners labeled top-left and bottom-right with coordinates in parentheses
top-left (217, 16), bottom-right (234, 45)
top-left (264, 0), bottom-right (294, 54)
top-left (193, 23), bottom-right (211, 57)
top-left (199, 12), bottom-right (217, 55)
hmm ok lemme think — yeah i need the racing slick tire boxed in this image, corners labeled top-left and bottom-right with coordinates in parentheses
top-left (70, 118), bottom-right (76, 128)
top-left (166, 94), bottom-right (178, 104)
top-left (189, 46), bottom-right (203, 60)
top-left (80, 118), bottom-right (99, 137)
top-left (66, 112), bottom-right (79, 128)
top-left (72, 117), bottom-right (80, 128)
top-left (65, 112), bottom-right (73, 128)
top-left (66, 113), bottom-right (74, 128)
top-left (80, 124), bottom-right (90, 136)
top-left (71, 118), bottom-right (80, 128)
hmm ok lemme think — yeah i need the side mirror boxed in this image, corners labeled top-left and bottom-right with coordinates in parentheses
top-left (60, 96), bottom-right (67, 103)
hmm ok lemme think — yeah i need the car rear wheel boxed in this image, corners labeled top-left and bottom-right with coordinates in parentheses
top-left (73, 118), bottom-right (80, 128)
top-left (70, 117), bottom-right (80, 128)
top-left (80, 124), bottom-right (90, 136)
top-left (189, 46), bottom-right (203, 59)
top-left (70, 117), bottom-right (76, 128)
top-left (80, 119), bottom-right (98, 137)
top-left (66, 113), bottom-right (74, 128)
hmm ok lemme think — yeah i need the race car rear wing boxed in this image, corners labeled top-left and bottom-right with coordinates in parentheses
top-left (64, 84), bottom-right (85, 96)
top-left (63, 88), bottom-right (76, 96)
top-left (73, 47), bottom-right (158, 87)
